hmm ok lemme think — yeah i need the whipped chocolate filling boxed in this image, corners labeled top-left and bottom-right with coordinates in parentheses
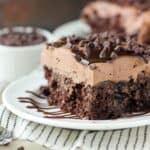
top-left (47, 32), bottom-right (150, 64)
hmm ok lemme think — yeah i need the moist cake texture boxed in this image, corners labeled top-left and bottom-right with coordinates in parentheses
top-left (42, 32), bottom-right (150, 120)
top-left (44, 67), bottom-right (150, 119)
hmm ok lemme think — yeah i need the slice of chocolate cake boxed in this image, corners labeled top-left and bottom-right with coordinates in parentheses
top-left (41, 32), bottom-right (150, 120)
top-left (81, 0), bottom-right (150, 45)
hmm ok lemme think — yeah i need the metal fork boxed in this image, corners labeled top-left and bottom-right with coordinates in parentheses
top-left (19, 92), bottom-right (79, 119)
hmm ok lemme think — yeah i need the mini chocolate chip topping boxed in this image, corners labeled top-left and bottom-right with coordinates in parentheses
top-left (0, 28), bottom-right (47, 46)
top-left (48, 32), bottom-right (150, 64)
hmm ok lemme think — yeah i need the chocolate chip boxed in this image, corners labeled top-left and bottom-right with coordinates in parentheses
top-left (51, 80), bottom-right (58, 89)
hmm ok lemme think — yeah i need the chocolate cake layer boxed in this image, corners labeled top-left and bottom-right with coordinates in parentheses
top-left (82, 1), bottom-right (150, 44)
top-left (44, 67), bottom-right (150, 120)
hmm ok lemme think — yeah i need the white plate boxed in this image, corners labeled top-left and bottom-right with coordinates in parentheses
top-left (53, 20), bottom-right (91, 38)
top-left (2, 71), bottom-right (150, 131)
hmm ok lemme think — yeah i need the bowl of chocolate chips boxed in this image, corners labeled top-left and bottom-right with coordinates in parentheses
top-left (0, 26), bottom-right (52, 84)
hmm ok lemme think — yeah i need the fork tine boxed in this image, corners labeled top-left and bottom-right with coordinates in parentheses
top-left (18, 91), bottom-right (79, 119)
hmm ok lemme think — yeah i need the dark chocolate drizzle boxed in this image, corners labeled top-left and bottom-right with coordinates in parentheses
top-left (26, 91), bottom-right (46, 99)
top-left (18, 91), bottom-right (79, 119)
top-left (121, 112), bottom-right (149, 118)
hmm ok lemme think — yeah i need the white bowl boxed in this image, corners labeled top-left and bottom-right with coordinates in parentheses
top-left (0, 27), bottom-right (53, 84)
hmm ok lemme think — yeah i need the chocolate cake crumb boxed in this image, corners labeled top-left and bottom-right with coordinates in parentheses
top-left (44, 67), bottom-right (150, 120)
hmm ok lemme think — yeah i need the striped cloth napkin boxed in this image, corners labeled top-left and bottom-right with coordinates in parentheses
top-left (0, 105), bottom-right (150, 150)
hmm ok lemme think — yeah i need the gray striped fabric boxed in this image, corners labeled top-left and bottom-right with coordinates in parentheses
top-left (0, 106), bottom-right (150, 150)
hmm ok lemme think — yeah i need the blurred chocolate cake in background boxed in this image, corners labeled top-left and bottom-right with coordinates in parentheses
top-left (81, 0), bottom-right (150, 45)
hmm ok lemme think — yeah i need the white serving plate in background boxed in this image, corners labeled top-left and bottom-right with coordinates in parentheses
top-left (53, 20), bottom-right (91, 38)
